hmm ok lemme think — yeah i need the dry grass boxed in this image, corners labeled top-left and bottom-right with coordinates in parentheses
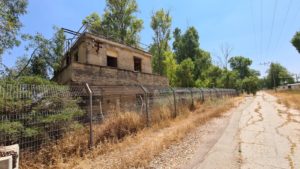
top-left (20, 96), bottom-right (242, 169)
top-left (270, 90), bottom-right (300, 110)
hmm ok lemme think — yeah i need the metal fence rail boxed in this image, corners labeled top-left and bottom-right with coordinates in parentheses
top-left (0, 83), bottom-right (238, 153)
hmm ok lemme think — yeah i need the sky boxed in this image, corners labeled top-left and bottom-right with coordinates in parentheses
top-left (2, 0), bottom-right (300, 77)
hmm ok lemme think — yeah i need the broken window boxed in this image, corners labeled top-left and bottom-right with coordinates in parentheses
top-left (134, 57), bottom-right (142, 72)
top-left (66, 55), bottom-right (71, 66)
top-left (107, 56), bottom-right (118, 68)
top-left (74, 51), bottom-right (79, 62)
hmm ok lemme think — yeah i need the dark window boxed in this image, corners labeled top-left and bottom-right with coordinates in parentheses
top-left (134, 57), bottom-right (142, 72)
top-left (107, 56), bottom-right (118, 68)
top-left (74, 51), bottom-right (79, 62)
top-left (66, 56), bottom-right (71, 65)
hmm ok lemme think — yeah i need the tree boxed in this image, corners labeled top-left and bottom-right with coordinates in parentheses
top-left (242, 76), bottom-right (259, 95)
top-left (216, 43), bottom-right (233, 69)
top-left (82, 12), bottom-right (102, 35)
top-left (18, 28), bottom-right (66, 78)
top-left (205, 65), bottom-right (223, 88)
top-left (229, 56), bottom-right (252, 79)
top-left (173, 27), bottom-right (201, 63)
top-left (150, 9), bottom-right (172, 75)
top-left (220, 70), bottom-right (239, 89)
top-left (51, 27), bottom-right (66, 75)
top-left (175, 58), bottom-right (194, 87)
top-left (266, 63), bottom-right (294, 88)
top-left (291, 31), bottom-right (300, 54)
top-left (163, 51), bottom-right (177, 86)
top-left (83, 0), bottom-right (143, 47)
top-left (0, 0), bottom-right (28, 60)
top-left (193, 49), bottom-right (212, 80)
top-left (12, 56), bottom-right (31, 76)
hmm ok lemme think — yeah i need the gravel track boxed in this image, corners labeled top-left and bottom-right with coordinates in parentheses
top-left (148, 92), bottom-right (300, 169)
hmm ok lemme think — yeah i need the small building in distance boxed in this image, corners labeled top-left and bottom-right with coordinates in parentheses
top-left (54, 32), bottom-right (168, 87)
top-left (278, 83), bottom-right (300, 91)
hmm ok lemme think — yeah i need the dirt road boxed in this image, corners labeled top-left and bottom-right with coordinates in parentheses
top-left (149, 92), bottom-right (300, 169)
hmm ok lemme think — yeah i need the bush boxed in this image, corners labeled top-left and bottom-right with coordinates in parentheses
top-left (0, 78), bottom-right (84, 148)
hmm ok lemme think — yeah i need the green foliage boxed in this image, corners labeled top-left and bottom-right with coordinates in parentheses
top-left (1, 76), bottom-right (55, 85)
top-left (219, 70), bottom-right (239, 89)
top-left (205, 65), bottom-right (223, 88)
top-left (0, 80), bottom-right (84, 145)
top-left (266, 63), bottom-right (294, 88)
top-left (0, 121), bottom-right (23, 135)
top-left (229, 56), bottom-right (252, 79)
top-left (150, 9), bottom-right (172, 75)
top-left (175, 58), bottom-right (195, 87)
top-left (291, 31), bottom-right (300, 54)
top-left (241, 76), bottom-right (259, 95)
top-left (82, 12), bottom-right (102, 35)
top-left (163, 51), bottom-right (177, 86)
top-left (0, 0), bottom-right (28, 58)
top-left (173, 27), bottom-right (201, 63)
top-left (51, 27), bottom-right (66, 74)
top-left (194, 49), bottom-right (212, 80)
top-left (15, 28), bottom-right (66, 78)
top-left (83, 0), bottom-right (143, 46)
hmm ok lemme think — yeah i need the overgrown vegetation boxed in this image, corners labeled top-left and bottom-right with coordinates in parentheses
top-left (20, 96), bottom-right (241, 169)
top-left (0, 76), bottom-right (84, 148)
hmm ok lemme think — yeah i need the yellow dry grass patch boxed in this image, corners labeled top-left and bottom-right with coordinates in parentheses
top-left (20, 96), bottom-right (242, 169)
top-left (271, 90), bottom-right (300, 110)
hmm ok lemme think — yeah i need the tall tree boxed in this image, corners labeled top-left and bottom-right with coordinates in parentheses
top-left (83, 0), bottom-right (143, 46)
top-left (216, 43), bottom-right (233, 69)
top-left (229, 56), bottom-right (252, 79)
top-left (194, 49), bottom-right (212, 80)
top-left (205, 65), bottom-right (223, 88)
top-left (291, 31), bottom-right (300, 54)
top-left (175, 58), bottom-right (194, 87)
top-left (51, 27), bottom-right (66, 75)
top-left (173, 27), bottom-right (201, 63)
top-left (163, 51), bottom-right (177, 86)
top-left (18, 28), bottom-right (66, 78)
top-left (0, 0), bottom-right (27, 60)
top-left (267, 63), bottom-right (294, 88)
top-left (150, 9), bottom-right (172, 75)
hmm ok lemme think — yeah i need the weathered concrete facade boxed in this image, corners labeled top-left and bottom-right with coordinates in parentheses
top-left (54, 33), bottom-right (168, 86)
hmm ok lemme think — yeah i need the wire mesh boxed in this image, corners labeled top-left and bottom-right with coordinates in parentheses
top-left (0, 83), bottom-right (237, 154)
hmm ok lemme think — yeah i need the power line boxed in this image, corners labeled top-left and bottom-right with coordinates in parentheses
top-left (250, 0), bottom-right (258, 59)
top-left (266, 0), bottom-right (278, 55)
top-left (274, 0), bottom-right (293, 54)
top-left (259, 0), bottom-right (263, 59)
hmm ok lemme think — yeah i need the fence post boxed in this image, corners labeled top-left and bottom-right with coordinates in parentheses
top-left (85, 83), bottom-right (93, 149)
top-left (139, 85), bottom-right (150, 126)
top-left (189, 88), bottom-right (194, 108)
top-left (200, 88), bottom-right (204, 102)
top-left (170, 88), bottom-right (177, 118)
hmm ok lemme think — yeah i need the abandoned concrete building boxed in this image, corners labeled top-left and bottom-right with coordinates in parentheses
top-left (54, 32), bottom-right (169, 116)
top-left (54, 32), bottom-right (169, 87)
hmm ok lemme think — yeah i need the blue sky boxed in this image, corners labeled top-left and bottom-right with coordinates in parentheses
top-left (2, 0), bottom-right (300, 77)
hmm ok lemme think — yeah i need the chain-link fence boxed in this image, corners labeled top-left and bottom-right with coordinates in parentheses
top-left (0, 83), bottom-right (238, 154)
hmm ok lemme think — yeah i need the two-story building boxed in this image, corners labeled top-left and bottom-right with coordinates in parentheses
top-left (54, 32), bottom-right (169, 117)
top-left (54, 32), bottom-right (168, 87)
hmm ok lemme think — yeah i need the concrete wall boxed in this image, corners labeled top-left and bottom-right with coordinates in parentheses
top-left (63, 33), bottom-right (152, 74)
top-left (55, 62), bottom-right (169, 86)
